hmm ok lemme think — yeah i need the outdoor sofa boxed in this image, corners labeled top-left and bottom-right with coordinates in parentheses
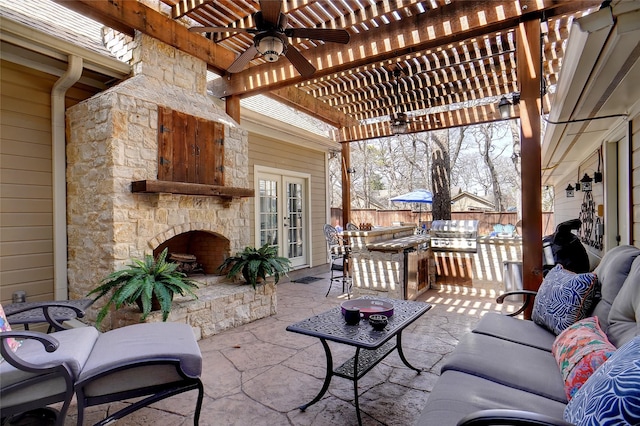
top-left (417, 244), bottom-right (640, 425)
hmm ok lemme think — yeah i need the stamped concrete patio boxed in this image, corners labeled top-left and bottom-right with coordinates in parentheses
top-left (60, 271), bottom-right (519, 426)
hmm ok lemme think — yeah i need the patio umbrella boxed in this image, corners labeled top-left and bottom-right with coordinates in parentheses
top-left (389, 189), bottom-right (433, 224)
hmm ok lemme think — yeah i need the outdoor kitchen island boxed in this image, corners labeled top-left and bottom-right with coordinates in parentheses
top-left (343, 226), bottom-right (434, 300)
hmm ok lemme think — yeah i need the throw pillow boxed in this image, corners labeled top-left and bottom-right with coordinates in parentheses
top-left (564, 335), bottom-right (640, 425)
top-left (0, 303), bottom-right (21, 361)
top-left (552, 317), bottom-right (616, 399)
top-left (532, 264), bottom-right (597, 335)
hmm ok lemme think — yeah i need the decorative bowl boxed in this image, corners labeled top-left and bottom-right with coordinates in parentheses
top-left (368, 314), bottom-right (388, 331)
top-left (341, 299), bottom-right (394, 319)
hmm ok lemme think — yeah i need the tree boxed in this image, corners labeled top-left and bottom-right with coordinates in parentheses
top-left (430, 129), bottom-right (451, 220)
top-left (470, 122), bottom-right (510, 211)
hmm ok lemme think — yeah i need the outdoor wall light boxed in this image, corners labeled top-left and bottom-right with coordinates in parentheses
top-left (565, 184), bottom-right (575, 198)
top-left (498, 93), bottom-right (520, 119)
top-left (346, 167), bottom-right (356, 174)
top-left (256, 34), bottom-right (285, 62)
top-left (498, 96), bottom-right (511, 119)
top-left (390, 112), bottom-right (408, 135)
top-left (580, 173), bottom-right (593, 192)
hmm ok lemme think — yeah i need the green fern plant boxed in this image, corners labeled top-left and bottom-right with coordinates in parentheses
top-left (89, 248), bottom-right (198, 326)
top-left (217, 244), bottom-right (291, 289)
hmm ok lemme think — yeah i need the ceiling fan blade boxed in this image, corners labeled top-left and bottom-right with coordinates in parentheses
top-left (260, 0), bottom-right (283, 26)
top-left (286, 28), bottom-right (350, 44)
top-left (285, 45), bottom-right (316, 77)
top-left (227, 45), bottom-right (259, 73)
top-left (189, 26), bottom-right (255, 34)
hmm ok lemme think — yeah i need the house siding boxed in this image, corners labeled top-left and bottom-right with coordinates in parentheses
top-left (1, 61), bottom-right (56, 304)
top-left (0, 60), bottom-right (98, 304)
top-left (248, 133), bottom-right (328, 269)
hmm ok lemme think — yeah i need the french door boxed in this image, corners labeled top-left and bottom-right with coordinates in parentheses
top-left (257, 169), bottom-right (309, 268)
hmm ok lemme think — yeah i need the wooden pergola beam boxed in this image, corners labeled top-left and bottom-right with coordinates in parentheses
top-left (268, 87), bottom-right (359, 128)
top-left (333, 103), bottom-right (519, 143)
top-left (54, 0), bottom-right (236, 75)
top-left (518, 19), bottom-right (544, 318)
top-left (208, 1), bottom-right (600, 98)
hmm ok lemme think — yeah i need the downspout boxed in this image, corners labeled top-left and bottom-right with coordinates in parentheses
top-left (52, 55), bottom-right (83, 300)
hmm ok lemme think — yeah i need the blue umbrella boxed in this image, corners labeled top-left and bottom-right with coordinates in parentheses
top-left (390, 189), bottom-right (433, 223)
top-left (389, 189), bottom-right (433, 203)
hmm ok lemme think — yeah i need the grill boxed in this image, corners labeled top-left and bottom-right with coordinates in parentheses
top-left (429, 220), bottom-right (479, 253)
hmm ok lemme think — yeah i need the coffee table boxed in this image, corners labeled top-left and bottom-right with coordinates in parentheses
top-left (286, 296), bottom-right (432, 425)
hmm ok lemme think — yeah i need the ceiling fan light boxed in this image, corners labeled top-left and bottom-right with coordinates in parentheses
top-left (256, 35), bottom-right (284, 62)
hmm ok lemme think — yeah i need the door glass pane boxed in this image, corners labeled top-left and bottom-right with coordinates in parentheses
top-left (287, 182), bottom-right (303, 259)
top-left (259, 179), bottom-right (278, 247)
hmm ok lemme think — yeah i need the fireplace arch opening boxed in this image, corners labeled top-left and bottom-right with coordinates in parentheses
top-left (153, 230), bottom-right (230, 275)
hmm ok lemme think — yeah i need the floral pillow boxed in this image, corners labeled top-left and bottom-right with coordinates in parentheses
top-left (0, 303), bottom-right (21, 361)
top-left (552, 317), bottom-right (616, 399)
top-left (532, 264), bottom-right (597, 335)
top-left (564, 335), bottom-right (640, 425)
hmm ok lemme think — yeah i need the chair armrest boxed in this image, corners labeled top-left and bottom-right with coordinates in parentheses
top-left (496, 290), bottom-right (538, 317)
top-left (458, 409), bottom-right (573, 426)
top-left (6, 301), bottom-right (90, 332)
top-left (1, 330), bottom-right (61, 373)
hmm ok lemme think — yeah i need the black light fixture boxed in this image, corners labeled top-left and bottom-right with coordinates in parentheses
top-left (498, 92), bottom-right (520, 119)
top-left (390, 112), bottom-right (408, 135)
top-left (390, 68), bottom-right (408, 135)
top-left (498, 96), bottom-right (511, 119)
top-left (565, 184), bottom-right (575, 198)
top-left (580, 173), bottom-right (593, 192)
top-left (346, 167), bottom-right (356, 174)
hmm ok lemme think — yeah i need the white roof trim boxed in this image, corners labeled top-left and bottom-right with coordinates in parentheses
top-left (0, 16), bottom-right (130, 78)
top-left (241, 108), bottom-right (340, 152)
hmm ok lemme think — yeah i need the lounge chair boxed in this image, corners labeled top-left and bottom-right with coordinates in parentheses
top-left (0, 302), bottom-right (203, 426)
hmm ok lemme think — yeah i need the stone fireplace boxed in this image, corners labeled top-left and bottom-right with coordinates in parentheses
top-left (154, 230), bottom-right (229, 275)
top-left (65, 32), bottom-right (274, 337)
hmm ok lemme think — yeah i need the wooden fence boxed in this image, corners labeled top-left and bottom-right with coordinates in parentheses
top-left (331, 208), bottom-right (555, 237)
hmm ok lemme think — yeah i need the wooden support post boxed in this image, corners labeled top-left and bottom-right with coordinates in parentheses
top-left (225, 95), bottom-right (241, 124)
top-left (341, 142), bottom-right (352, 227)
top-left (518, 19), bottom-right (544, 318)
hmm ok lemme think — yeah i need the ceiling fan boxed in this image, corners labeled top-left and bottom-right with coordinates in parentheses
top-left (189, 0), bottom-right (350, 76)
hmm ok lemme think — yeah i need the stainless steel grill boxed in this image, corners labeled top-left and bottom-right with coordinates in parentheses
top-left (429, 220), bottom-right (479, 252)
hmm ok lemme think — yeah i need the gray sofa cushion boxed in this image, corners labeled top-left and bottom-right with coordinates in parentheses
top-left (415, 370), bottom-right (567, 426)
top-left (591, 245), bottom-right (640, 332)
top-left (606, 258), bottom-right (640, 347)
top-left (472, 312), bottom-right (556, 352)
top-left (441, 332), bottom-right (567, 403)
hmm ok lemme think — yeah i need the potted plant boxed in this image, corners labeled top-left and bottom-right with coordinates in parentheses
top-left (217, 244), bottom-right (292, 289)
top-left (89, 248), bottom-right (198, 326)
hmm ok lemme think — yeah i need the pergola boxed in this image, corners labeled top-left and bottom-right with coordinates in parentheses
top-left (56, 0), bottom-right (603, 298)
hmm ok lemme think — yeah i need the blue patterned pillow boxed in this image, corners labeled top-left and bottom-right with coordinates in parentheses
top-left (564, 335), bottom-right (640, 425)
top-left (532, 264), bottom-right (597, 335)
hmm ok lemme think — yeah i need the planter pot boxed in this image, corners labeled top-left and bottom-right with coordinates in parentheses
top-left (135, 294), bottom-right (165, 312)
